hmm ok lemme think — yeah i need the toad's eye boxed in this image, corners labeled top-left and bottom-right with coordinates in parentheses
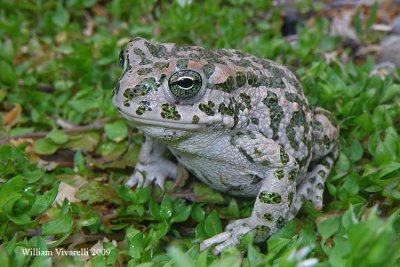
top-left (168, 70), bottom-right (202, 99)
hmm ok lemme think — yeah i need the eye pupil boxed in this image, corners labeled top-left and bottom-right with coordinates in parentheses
top-left (177, 78), bottom-right (194, 89)
top-left (168, 70), bottom-right (203, 99)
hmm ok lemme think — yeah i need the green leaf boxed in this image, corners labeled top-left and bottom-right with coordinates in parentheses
top-left (194, 183), bottom-right (225, 204)
top-left (128, 233), bottom-right (143, 260)
top-left (53, 4), bottom-right (69, 28)
top-left (167, 246), bottom-right (195, 267)
top-left (317, 215), bottom-right (341, 244)
top-left (76, 181), bottom-right (121, 205)
top-left (159, 196), bottom-right (173, 220)
top-left (0, 60), bottom-right (16, 85)
top-left (0, 175), bottom-right (26, 210)
top-left (191, 204), bottom-right (205, 222)
top-left (104, 120), bottom-right (128, 142)
top-left (41, 201), bottom-right (73, 235)
top-left (171, 202), bottom-right (191, 223)
top-left (29, 183), bottom-right (59, 216)
top-left (47, 130), bottom-right (69, 145)
top-left (204, 210), bottom-right (222, 237)
top-left (33, 138), bottom-right (59, 155)
top-left (209, 254), bottom-right (242, 267)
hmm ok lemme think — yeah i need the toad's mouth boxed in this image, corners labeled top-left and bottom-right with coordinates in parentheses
top-left (118, 110), bottom-right (214, 131)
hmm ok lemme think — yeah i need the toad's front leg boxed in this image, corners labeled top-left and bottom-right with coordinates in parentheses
top-left (126, 136), bottom-right (177, 189)
top-left (200, 138), bottom-right (299, 254)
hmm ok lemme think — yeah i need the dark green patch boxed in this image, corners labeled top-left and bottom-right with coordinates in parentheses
top-left (199, 101), bottom-right (215, 116)
top-left (253, 147), bottom-right (264, 157)
top-left (213, 76), bottom-right (235, 93)
top-left (124, 78), bottom-right (156, 99)
top-left (192, 115), bottom-right (199, 124)
top-left (153, 62), bottom-right (169, 69)
top-left (137, 68), bottom-right (152, 76)
top-left (262, 91), bottom-right (284, 140)
top-left (119, 49), bottom-right (125, 68)
top-left (161, 103), bottom-right (181, 120)
top-left (177, 59), bottom-right (189, 69)
top-left (136, 101), bottom-right (152, 115)
top-left (274, 169), bottom-right (284, 180)
top-left (250, 118), bottom-right (259, 125)
top-left (288, 170), bottom-right (297, 182)
top-left (240, 93), bottom-right (251, 109)
top-left (113, 82), bottom-right (120, 97)
top-left (123, 99), bottom-right (130, 107)
top-left (318, 170), bottom-right (326, 178)
top-left (280, 147), bottom-right (289, 164)
top-left (144, 41), bottom-right (168, 58)
top-left (218, 99), bottom-right (235, 116)
top-left (260, 75), bottom-right (273, 87)
top-left (256, 225), bottom-right (271, 233)
top-left (263, 213), bottom-right (273, 221)
top-left (308, 176), bottom-right (316, 183)
top-left (158, 74), bottom-right (167, 86)
top-left (247, 72), bottom-right (261, 87)
top-left (202, 63), bottom-right (215, 79)
top-left (133, 48), bottom-right (152, 65)
top-left (316, 183), bottom-right (324, 190)
top-left (288, 192), bottom-right (294, 206)
top-left (286, 110), bottom-right (309, 151)
top-left (276, 216), bottom-right (285, 229)
top-left (259, 191), bottom-right (281, 204)
top-left (236, 72), bottom-right (247, 88)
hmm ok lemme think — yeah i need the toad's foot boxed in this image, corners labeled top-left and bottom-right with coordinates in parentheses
top-left (200, 218), bottom-right (252, 255)
top-left (125, 136), bottom-right (177, 189)
top-left (126, 160), bottom-right (177, 189)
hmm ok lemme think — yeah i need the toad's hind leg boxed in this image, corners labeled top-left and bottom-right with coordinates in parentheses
top-left (289, 146), bottom-right (338, 219)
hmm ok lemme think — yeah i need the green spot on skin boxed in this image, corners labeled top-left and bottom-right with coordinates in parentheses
top-left (115, 82), bottom-right (120, 95)
top-left (288, 170), bottom-right (297, 182)
top-left (274, 169), bottom-right (284, 180)
top-left (316, 183), bottom-right (324, 190)
top-left (247, 72), bottom-right (260, 87)
top-left (133, 48), bottom-right (152, 65)
top-left (236, 71), bottom-right (247, 87)
top-left (202, 63), bottom-right (215, 78)
top-left (256, 225), bottom-right (271, 233)
top-left (218, 100), bottom-right (235, 116)
top-left (263, 91), bottom-right (284, 140)
top-left (213, 76), bottom-right (235, 93)
top-left (161, 103), bottom-right (181, 120)
top-left (136, 101), bottom-right (152, 115)
top-left (318, 170), bottom-right (326, 178)
top-left (123, 99), bottom-right (130, 107)
top-left (123, 88), bottom-right (134, 100)
top-left (259, 191), bottom-right (281, 204)
top-left (144, 41), bottom-right (168, 58)
top-left (137, 68), bottom-right (152, 75)
top-left (288, 192), bottom-right (294, 206)
top-left (192, 115), bottom-right (200, 124)
top-left (199, 101), bottom-right (215, 116)
top-left (239, 93), bottom-right (251, 109)
top-left (276, 216), bottom-right (285, 229)
top-left (153, 62), bottom-right (169, 69)
top-left (253, 147), bottom-right (263, 157)
top-left (250, 118), bottom-right (259, 125)
top-left (280, 148), bottom-right (289, 164)
top-left (263, 213), bottom-right (273, 221)
top-left (177, 59), bottom-right (189, 69)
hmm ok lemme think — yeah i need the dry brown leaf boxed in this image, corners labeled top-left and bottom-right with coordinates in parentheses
top-left (2, 103), bottom-right (22, 129)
